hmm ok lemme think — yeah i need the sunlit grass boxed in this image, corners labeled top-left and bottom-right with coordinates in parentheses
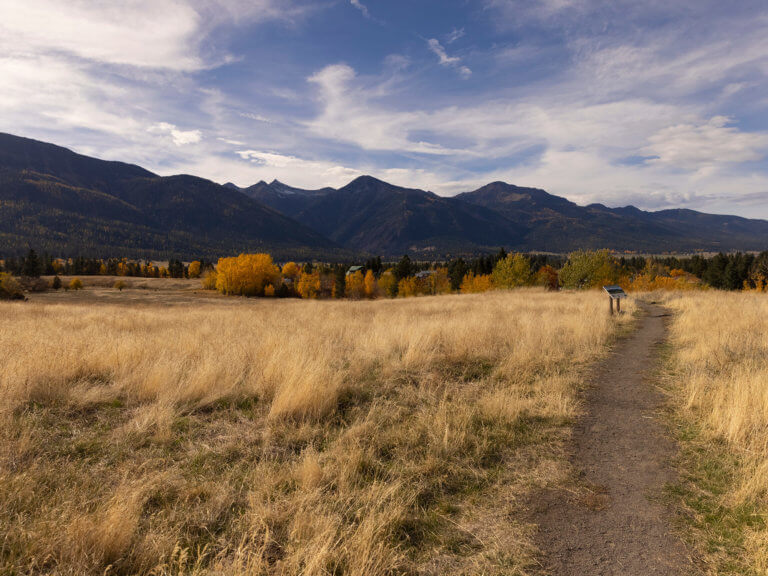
top-left (662, 291), bottom-right (768, 574)
top-left (0, 289), bottom-right (633, 575)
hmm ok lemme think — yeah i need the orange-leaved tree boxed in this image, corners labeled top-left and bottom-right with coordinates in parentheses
top-left (428, 268), bottom-right (451, 295)
top-left (215, 253), bottom-right (281, 296)
top-left (345, 270), bottom-right (366, 299)
top-left (535, 265), bottom-right (559, 291)
top-left (460, 272), bottom-right (493, 293)
top-left (364, 270), bottom-right (379, 298)
top-left (297, 271), bottom-right (321, 299)
top-left (397, 277), bottom-right (418, 298)
top-left (188, 261), bottom-right (202, 278)
top-left (282, 261), bottom-right (301, 282)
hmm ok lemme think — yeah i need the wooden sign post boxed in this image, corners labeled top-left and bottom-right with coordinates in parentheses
top-left (603, 285), bottom-right (627, 315)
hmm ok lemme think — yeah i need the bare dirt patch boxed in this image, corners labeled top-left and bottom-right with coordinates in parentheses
top-left (529, 302), bottom-right (695, 575)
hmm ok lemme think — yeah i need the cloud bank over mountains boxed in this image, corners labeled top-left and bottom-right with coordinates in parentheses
top-left (1, 0), bottom-right (768, 216)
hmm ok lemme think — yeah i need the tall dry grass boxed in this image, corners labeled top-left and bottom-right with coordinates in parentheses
top-left (663, 291), bottom-right (768, 572)
top-left (0, 289), bottom-right (632, 575)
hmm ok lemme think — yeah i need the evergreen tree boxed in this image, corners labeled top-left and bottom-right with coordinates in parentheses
top-left (394, 255), bottom-right (413, 281)
top-left (333, 266), bottom-right (346, 298)
top-left (22, 249), bottom-right (42, 277)
top-left (447, 258), bottom-right (468, 291)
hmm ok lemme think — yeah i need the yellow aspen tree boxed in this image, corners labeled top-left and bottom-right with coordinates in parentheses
top-left (281, 261), bottom-right (301, 282)
top-left (397, 277), bottom-right (417, 297)
top-left (297, 271), bottom-right (321, 299)
top-left (188, 261), bottom-right (202, 278)
top-left (430, 268), bottom-right (451, 294)
top-left (378, 270), bottom-right (397, 298)
top-left (345, 270), bottom-right (365, 299)
top-left (364, 270), bottom-right (378, 298)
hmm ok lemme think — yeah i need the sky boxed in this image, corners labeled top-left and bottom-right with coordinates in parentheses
top-left (1, 0), bottom-right (768, 217)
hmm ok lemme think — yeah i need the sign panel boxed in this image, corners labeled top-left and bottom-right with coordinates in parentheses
top-left (603, 285), bottom-right (627, 299)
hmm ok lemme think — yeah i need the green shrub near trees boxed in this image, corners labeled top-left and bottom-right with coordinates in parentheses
top-left (559, 249), bottom-right (621, 289)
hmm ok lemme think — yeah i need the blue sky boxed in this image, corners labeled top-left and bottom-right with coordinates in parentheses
top-left (2, 0), bottom-right (768, 216)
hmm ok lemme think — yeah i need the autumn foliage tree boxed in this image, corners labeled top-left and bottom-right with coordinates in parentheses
top-left (187, 261), bottom-right (202, 278)
top-left (460, 272), bottom-right (493, 294)
top-left (297, 271), bottom-right (321, 299)
top-left (425, 268), bottom-right (451, 295)
top-left (345, 270), bottom-right (366, 299)
top-left (397, 277), bottom-right (418, 298)
top-left (535, 265), bottom-right (559, 291)
top-left (378, 270), bottom-right (398, 298)
top-left (491, 253), bottom-right (532, 288)
top-left (215, 253), bottom-right (281, 296)
top-left (282, 262), bottom-right (301, 282)
top-left (364, 270), bottom-right (379, 298)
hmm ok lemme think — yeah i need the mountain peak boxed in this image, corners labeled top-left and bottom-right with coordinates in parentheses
top-left (348, 175), bottom-right (389, 187)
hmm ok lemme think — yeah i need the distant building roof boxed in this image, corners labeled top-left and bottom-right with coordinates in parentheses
top-left (346, 266), bottom-right (364, 276)
top-left (414, 270), bottom-right (435, 279)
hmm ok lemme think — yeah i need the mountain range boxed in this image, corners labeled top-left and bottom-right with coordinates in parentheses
top-left (1, 132), bottom-right (767, 259)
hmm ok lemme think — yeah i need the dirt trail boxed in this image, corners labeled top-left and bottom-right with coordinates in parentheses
top-left (530, 303), bottom-right (694, 575)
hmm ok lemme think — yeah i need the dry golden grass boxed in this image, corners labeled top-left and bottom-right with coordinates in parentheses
top-left (662, 291), bottom-right (768, 573)
top-left (0, 289), bottom-right (633, 575)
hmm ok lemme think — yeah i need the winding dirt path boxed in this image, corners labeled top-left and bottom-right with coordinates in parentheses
top-left (530, 303), bottom-right (694, 575)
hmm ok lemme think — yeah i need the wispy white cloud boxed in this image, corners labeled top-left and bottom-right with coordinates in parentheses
top-left (446, 27), bottom-right (466, 44)
top-left (350, 0), bottom-right (371, 19)
top-left (427, 38), bottom-right (472, 77)
top-left (427, 38), bottom-right (460, 66)
top-left (240, 112), bottom-right (273, 123)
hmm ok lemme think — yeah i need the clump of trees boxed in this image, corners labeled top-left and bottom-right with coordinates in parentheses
top-left (0, 250), bottom-right (213, 279)
top-left (215, 253), bottom-right (281, 296)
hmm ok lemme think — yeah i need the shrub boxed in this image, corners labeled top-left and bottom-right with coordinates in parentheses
top-left (19, 277), bottom-right (50, 292)
top-left (201, 270), bottom-right (218, 290)
top-left (51, 276), bottom-right (62, 290)
top-left (0, 272), bottom-right (24, 300)
top-left (114, 280), bottom-right (128, 291)
top-left (264, 284), bottom-right (276, 297)
top-left (559, 250), bottom-right (620, 289)
top-left (69, 278), bottom-right (84, 290)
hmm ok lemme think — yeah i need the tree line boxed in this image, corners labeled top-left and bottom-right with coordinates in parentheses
top-left (3, 249), bottom-right (768, 301)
